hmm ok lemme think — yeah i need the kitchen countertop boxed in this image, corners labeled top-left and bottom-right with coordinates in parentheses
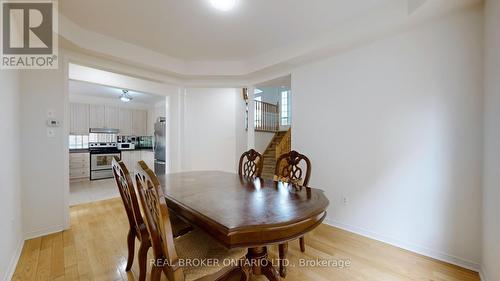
top-left (69, 149), bottom-right (89, 153)
top-left (69, 148), bottom-right (154, 153)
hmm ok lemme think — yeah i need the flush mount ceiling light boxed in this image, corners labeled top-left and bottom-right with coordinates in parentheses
top-left (210, 0), bottom-right (237, 11)
top-left (120, 90), bottom-right (132, 102)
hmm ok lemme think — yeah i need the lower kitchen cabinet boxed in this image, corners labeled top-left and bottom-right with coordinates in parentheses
top-left (70, 152), bottom-right (90, 181)
top-left (141, 151), bottom-right (155, 169)
top-left (121, 150), bottom-right (155, 171)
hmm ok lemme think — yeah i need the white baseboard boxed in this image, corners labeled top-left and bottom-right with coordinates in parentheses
top-left (323, 218), bottom-right (481, 273)
top-left (3, 238), bottom-right (24, 281)
top-left (479, 266), bottom-right (490, 281)
top-left (24, 224), bottom-right (64, 240)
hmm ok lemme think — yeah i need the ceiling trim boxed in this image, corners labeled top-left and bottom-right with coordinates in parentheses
top-left (59, 0), bottom-right (482, 83)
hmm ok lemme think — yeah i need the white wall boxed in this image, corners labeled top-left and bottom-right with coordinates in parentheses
top-left (181, 88), bottom-right (245, 172)
top-left (235, 92), bottom-right (248, 162)
top-left (0, 71), bottom-right (23, 281)
top-left (482, 0), bottom-right (500, 280)
top-left (20, 66), bottom-right (68, 238)
top-left (292, 6), bottom-right (483, 269)
top-left (255, 132), bottom-right (275, 153)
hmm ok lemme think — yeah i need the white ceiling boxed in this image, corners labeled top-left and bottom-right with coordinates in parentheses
top-left (69, 80), bottom-right (165, 105)
top-left (60, 0), bottom-right (392, 61)
top-left (59, 0), bottom-right (481, 78)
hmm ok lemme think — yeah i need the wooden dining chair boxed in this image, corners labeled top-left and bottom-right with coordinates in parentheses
top-left (137, 161), bottom-right (194, 239)
top-left (112, 157), bottom-right (151, 281)
top-left (274, 150), bottom-right (312, 277)
top-left (238, 149), bottom-right (263, 178)
top-left (135, 161), bottom-right (247, 281)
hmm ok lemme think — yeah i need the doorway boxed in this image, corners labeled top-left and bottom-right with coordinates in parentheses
top-left (253, 75), bottom-right (292, 180)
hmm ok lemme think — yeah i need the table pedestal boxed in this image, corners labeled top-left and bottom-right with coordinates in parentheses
top-left (240, 247), bottom-right (281, 281)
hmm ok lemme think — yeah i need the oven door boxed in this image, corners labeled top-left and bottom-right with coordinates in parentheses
top-left (91, 153), bottom-right (121, 171)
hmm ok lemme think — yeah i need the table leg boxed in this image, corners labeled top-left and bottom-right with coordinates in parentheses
top-left (244, 247), bottom-right (281, 281)
top-left (278, 243), bottom-right (288, 278)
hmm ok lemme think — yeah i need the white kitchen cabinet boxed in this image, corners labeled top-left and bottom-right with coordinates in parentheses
top-left (71, 102), bottom-right (148, 136)
top-left (89, 104), bottom-right (105, 129)
top-left (119, 108), bottom-right (133, 135)
top-left (69, 152), bottom-right (90, 181)
top-left (105, 105), bottom-right (119, 129)
top-left (141, 150), bottom-right (155, 170)
top-left (120, 150), bottom-right (154, 171)
top-left (132, 150), bottom-right (142, 168)
top-left (120, 151), bottom-right (131, 169)
top-left (132, 110), bottom-right (148, 136)
top-left (69, 103), bottom-right (89, 134)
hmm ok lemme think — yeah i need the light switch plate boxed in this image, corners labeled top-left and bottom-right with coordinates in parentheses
top-left (47, 110), bottom-right (55, 118)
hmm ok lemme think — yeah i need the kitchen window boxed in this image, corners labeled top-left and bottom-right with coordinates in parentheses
top-left (69, 135), bottom-right (89, 149)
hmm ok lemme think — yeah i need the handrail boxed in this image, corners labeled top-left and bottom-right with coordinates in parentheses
top-left (254, 100), bottom-right (279, 132)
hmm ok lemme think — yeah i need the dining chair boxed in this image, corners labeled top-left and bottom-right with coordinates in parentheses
top-left (274, 150), bottom-right (312, 277)
top-left (112, 157), bottom-right (151, 281)
top-left (135, 161), bottom-right (247, 281)
top-left (112, 158), bottom-right (194, 281)
top-left (137, 161), bottom-right (193, 239)
top-left (238, 149), bottom-right (263, 178)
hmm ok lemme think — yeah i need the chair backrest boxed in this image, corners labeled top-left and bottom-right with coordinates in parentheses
top-left (111, 157), bottom-right (146, 240)
top-left (238, 149), bottom-right (264, 177)
top-left (274, 150), bottom-right (312, 186)
top-left (135, 161), bottom-right (182, 275)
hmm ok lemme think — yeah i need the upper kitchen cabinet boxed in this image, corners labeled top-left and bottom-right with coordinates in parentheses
top-left (132, 110), bottom-right (148, 136)
top-left (119, 108), bottom-right (133, 135)
top-left (89, 104), bottom-right (105, 129)
top-left (104, 106), bottom-right (119, 129)
top-left (71, 104), bottom-right (148, 136)
top-left (69, 103), bottom-right (89, 134)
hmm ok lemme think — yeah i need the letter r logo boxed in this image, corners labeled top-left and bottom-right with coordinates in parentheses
top-left (2, 2), bottom-right (53, 54)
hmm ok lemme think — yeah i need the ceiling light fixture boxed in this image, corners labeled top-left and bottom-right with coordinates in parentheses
top-left (120, 90), bottom-right (132, 102)
top-left (210, 0), bottom-right (237, 11)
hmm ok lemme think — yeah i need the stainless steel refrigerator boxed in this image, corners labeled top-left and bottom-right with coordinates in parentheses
top-left (154, 118), bottom-right (166, 175)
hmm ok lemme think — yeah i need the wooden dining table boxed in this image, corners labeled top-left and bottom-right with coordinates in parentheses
top-left (157, 171), bottom-right (329, 281)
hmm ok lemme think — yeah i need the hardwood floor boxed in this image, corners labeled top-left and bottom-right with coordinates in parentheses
top-left (12, 198), bottom-right (480, 281)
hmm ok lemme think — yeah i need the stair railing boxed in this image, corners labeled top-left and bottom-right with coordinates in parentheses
top-left (255, 100), bottom-right (279, 132)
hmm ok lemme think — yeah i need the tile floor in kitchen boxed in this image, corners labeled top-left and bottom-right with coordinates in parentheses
top-left (69, 178), bottom-right (120, 206)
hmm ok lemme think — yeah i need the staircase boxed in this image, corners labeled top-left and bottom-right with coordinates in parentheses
top-left (261, 130), bottom-right (290, 180)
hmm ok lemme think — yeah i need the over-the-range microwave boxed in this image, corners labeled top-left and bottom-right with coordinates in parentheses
top-left (117, 143), bottom-right (135, 150)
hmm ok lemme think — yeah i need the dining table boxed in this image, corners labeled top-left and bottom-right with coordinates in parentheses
top-left (157, 171), bottom-right (329, 281)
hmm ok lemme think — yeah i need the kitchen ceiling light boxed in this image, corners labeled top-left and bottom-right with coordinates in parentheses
top-left (210, 0), bottom-right (236, 11)
top-left (120, 90), bottom-right (132, 102)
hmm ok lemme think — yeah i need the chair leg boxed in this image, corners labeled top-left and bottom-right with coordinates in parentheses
top-left (279, 242), bottom-right (288, 278)
top-left (239, 258), bottom-right (251, 281)
top-left (138, 239), bottom-right (151, 281)
top-left (126, 229), bottom-right (136, 271)
top-left (150, 264), bottom-right (162, 281)
top-left (299, 236), bottom-right (306, 252)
